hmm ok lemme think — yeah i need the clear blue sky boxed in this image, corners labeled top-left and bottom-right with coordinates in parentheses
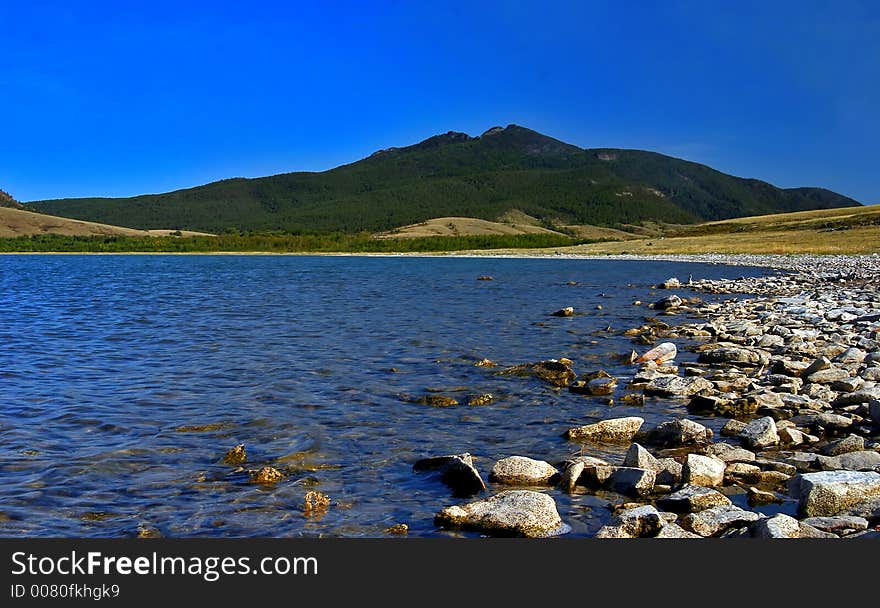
top-left (2, 0), bottom-right (878, 203)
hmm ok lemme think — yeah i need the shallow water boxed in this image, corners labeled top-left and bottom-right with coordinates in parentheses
top-left (0, 255), bottom-right (781, 537)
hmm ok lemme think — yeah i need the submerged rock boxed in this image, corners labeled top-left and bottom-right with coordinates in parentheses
top-left (489, 456), bottom-right (559, 485)
top-left (384, 523), bottom-right (409, 535)
top-left (414, 394), bottom-right (460, 407)
top-left (250, 466), bottom-right (284, 485)
top-left (434, 490), bottom-right (566, 538)
top-left (413, 452), bottom-right (486, 495)
top-left (222, 444), bottom-right (247, 465)
top-left (467, 393), bottom-right (494, 406)
top-left (570, 373), bottom-right (618, 396)
top-left (499, 360), bottom-right (577, 387)
top-left (565, 416), bottom-right (644, 443)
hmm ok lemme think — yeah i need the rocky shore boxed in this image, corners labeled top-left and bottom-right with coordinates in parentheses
top-left (418, 254), bottom-right (880, 538)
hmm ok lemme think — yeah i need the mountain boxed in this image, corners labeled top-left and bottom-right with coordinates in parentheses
top-left (26, 125), bottom-right (860, 233)
top-left (0, 189), bottom-right (23, 209)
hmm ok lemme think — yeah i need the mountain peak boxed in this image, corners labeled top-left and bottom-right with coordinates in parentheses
top-left (477, 124), bottom-right (582, 155)
top-left (411, 130), bottom-right (473, 150)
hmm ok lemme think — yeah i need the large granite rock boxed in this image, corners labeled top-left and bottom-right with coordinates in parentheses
top-left (489, 456), bottom-right (559, 485)
top-left (434, 490), bottom-right (566, 537)
top-left (682, 454), bottom-right (726, 487)
top-left (789, 470), bottom-right (880, 517)
top-left (565, 417), bottom-right (644, 443)
top-left (622, 443), bottom-right (661, 471)
top-left (738, 416), bottom-right (779, 450)
top-left (644, 375), bottom-right (713, 397)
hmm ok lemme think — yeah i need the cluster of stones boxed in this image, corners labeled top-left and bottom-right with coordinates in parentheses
top-left (418, 255), bottom-right (880, 538)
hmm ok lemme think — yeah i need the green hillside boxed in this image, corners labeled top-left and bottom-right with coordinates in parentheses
top-left (26, 125), bottom-right (860, 233)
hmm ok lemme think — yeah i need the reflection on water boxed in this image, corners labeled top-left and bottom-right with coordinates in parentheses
top-left (0, 255), bottom-right (768, 537)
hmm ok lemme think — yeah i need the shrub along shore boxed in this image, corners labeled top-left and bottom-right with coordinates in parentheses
top-left (0, 232), bottom-right (595, 253)
top-left (419, 254), bottom-right (880, 538)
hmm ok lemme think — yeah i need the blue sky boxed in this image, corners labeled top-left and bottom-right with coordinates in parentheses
top-left (1, 0), bottom-right (878, 203)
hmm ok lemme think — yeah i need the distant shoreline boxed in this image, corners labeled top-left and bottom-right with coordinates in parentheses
top-left (2, 250), bottom-right (876, 272)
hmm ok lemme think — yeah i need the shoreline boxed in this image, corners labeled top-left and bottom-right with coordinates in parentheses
top-left (429, 254), bottom-right (880, 538)
top-left (1, 250), bottom-right (877, 271)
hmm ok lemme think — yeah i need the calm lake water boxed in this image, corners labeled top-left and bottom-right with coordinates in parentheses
top-left (0, 254), bottom-right (773, 537)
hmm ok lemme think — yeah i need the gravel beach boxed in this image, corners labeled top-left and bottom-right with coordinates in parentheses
top-left (431, 254), bottom-right (880, 538)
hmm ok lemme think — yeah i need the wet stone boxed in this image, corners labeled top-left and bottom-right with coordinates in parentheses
top-left (721, 419), bottom-right (748, 436)
top-left (565, 417), bottom-right (644, 443)
top-left (644, 375), bottom-right (713, 397)
top-left (706, 443), bottom-right (756, 463)
top-left (616, 505), bottom-right (664, 537)
top-left (790, 470), bottom-right (880, 517)
top-left (645, 418), bottom-right (713, 447)
top-left (413, 453), bottom-right (487, 495)
top-left (656, 485), bottom-right (732, 513)
top-left (738, 416), bottom-right (779, 450)
top-left (749, 513), bottom-right (802, 538)
top-left (467, 393), bottom-right (494, 406)
top-left (655, 458), bottom-right (683, 486)
top-left (622, 443), bottom-right (660, 471)
top-left (820, 434), bottom-right (866, 456)
top-left (607, 467), bottom-right (656, 497)
top-left (682, 454), bottom-right (726, 487)
top-left (801, 515), bottom-right (869, 535)
top-left (815, 451), bottom-right (880, 472)
top-left (222, 444), bottom-right (247, 465)
top-left (680, 505), bottom-right (762, 537)
top-left (434, 490), bottom-right (566, 538)
top-left (499, 360), bottom-right (576, 388)
top-left (489, 456), bottom-right (559, 486)
top-left (250, 466), bottom-right (284, 485)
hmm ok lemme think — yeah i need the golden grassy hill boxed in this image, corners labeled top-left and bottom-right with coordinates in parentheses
top-left (0, 206), bottom-right (211, 238)
top-left (373, 216), bottom-right (566, 239)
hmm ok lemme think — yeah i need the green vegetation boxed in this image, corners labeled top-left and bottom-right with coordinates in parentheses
top-left (27, 125), bottom-right (859, 233)
top-left (0, 232), bottom-right (588, 253)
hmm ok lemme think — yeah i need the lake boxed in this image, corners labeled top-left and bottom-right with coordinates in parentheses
top-left (0, 254), bottom-right (772, 537)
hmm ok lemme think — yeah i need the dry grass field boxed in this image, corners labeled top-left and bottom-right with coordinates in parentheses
top-left (373, 216), bottom-right (565, 239)
top-left (0, 206), bottom-right (212, 238)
